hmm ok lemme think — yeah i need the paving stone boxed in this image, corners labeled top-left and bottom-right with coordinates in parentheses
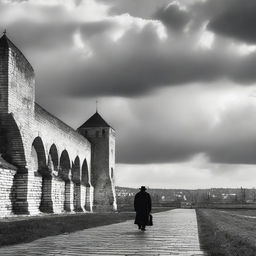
top-left (0, 209), bottom-right (207, 255)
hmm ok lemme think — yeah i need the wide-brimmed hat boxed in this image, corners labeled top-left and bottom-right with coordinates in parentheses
top-left (140, 186), bottom-right (147, 191)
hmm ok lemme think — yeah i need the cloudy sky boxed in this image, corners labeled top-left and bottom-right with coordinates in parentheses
top-left (2, 0), bottom-right (256, 189)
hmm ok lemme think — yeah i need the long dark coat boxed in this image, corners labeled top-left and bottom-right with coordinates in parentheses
top-left (134, 191), bottom-right (152, 226)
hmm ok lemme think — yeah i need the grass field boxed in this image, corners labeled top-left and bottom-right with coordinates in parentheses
top-left (196, 209), bottom-right (256, 256)
top-left (0, 207), bottom-right (172, 247)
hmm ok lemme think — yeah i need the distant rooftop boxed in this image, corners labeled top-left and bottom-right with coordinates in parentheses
top-left (78, 111), bottom-right (112, 129)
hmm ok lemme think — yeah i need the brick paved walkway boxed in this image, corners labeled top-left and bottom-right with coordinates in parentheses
top-left (0, 209), bottom-right (206, 255)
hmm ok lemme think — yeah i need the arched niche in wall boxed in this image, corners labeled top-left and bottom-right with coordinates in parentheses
top-left (59, 150), bottom-right (71, 180)
top-left (31, 136), bottom-right (47, 173)
top-left (81, 158), bottom-right (89, 186)
top-left (72, 156), bottom-right (80, 183)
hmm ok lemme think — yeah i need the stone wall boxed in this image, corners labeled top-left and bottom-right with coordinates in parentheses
top-left (0, 37), bottom-right (8, 114)
top-left (28, 173), bottom-right (43, 214)
top-left (0, 34), bottom-right (116, 217)
top-left (0, 157), bottom-right (17, 217)
top-left (52, 176), bottom-right (65, 213)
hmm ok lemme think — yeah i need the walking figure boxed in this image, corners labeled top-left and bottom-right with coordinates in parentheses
top-left (134, 186), bottom-right (152, 231)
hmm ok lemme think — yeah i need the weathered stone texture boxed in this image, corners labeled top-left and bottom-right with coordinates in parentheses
top-left (0, 163), bottom-right (16, 216)
top-left (0, 41), bottom-right (8, 114)
top-left (51, 177), bottom-right (65, 213)
top-left (28, 173), bottom-right (43, 214)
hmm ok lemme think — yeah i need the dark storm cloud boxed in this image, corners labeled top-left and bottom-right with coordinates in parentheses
top-left (63, 35), bottom-right (256, 97)
top-left (96, 0), bottom-right (171, 19)
top-left (25, 1), bottom-right (256, 98)
top-left (2, 0), bottom-right (256, 167)
top-left (7, 20), bottom-right (114, 52)
top-left (53, 86), bottom-right (256, 166)
top-left (154, 3), bottom-right (190, 31)
top-left (208, 0), bottom-right (256, 44)
top-left (117, 134), bottom-right (202, 164)
top-left (119, 126), bottom-right (256, 165)
top-left (113, 88), bottom-right (256, 164)
top-left (2, 0), bottom-right (256, 98)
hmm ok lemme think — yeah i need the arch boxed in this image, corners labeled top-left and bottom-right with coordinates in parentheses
top-left (0, 114), bottom-right (26, 167)
top-left (72, 156), bottom-right (82, 212)
top-left (60, 150), bottom-right (72, 212)
top-left (59, 150), bottom-right (71, 178)
top-left (81, 158), bottom-right (89, 185)
top-left (31, 136), bottom-right (47, 171)
top-left (31, 137), bottom-right (48, 213)
top-left (72, 156), bottom-right (80, 183)
top-left (49, 144), bottom-right (58, 171)
top-left (0, 115), bottom-right (28, 214)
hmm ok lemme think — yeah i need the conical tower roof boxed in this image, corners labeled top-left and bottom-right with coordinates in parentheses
top-left (78, 111), bottom-right (112, 129)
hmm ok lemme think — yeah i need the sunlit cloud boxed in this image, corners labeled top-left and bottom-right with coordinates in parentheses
top-left (238, 44), bottom-right (256, 56)
top-left (197, 23), bottom-right (215, 49)
top-left (73, 31), bottom-right (93, 58)
top-left (110, 13), bottom-right (167, 42)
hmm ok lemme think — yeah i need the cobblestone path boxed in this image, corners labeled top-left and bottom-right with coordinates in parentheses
top-left (0, 209), bottom-right (206, 256)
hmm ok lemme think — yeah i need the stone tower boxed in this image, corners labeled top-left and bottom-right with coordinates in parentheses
top-left (78, 111), bottom-right (117, 212)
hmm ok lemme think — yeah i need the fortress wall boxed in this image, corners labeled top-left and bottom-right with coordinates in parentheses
top-left (7, 39), bottom-right (35, 168)
top-left (0, 35), bottom-right (116, 216)
top-left (0, 41), bottom-right (8, 113)
top-left (31, 104), bottom-right (93, 213)
top-left (29, 173), bottom-right (43, 214)
top-left (8, 42), bottom-right (35, 118)
top-left (34, 103), bottom-right (91, 166)
top-left (0, 159), bottom-right (17, 217)
top-left (74, 183), bottom-right (83, 211)
top-left (40, 177), bottom-right (54, 213)
top-left (52, 176), bottom-right (65, 213)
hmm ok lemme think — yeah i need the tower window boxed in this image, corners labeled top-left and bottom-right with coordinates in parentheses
top-left (102, 129), bottom-right (105, 137)
top-left (96, 131), bottom-right (99, 137)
